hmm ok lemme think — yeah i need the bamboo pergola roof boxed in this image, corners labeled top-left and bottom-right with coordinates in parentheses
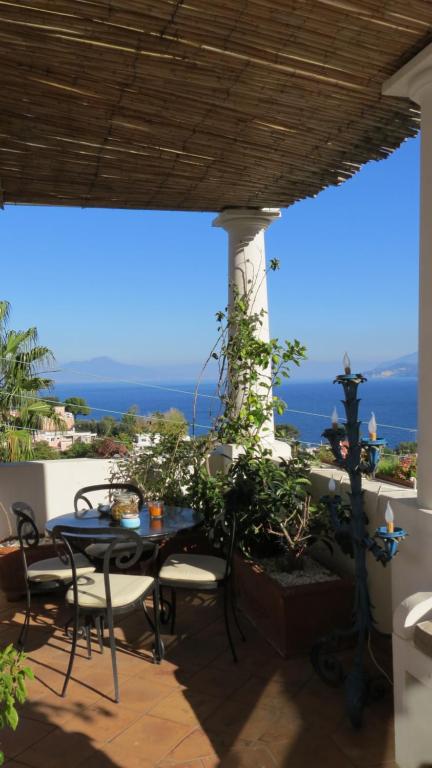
top-left (0, 1), bottom-right (429, 211)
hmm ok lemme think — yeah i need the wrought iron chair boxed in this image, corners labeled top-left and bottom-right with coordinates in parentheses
top-left (74, 483), bottom-right (144, 517)
top-left (73, 483), bottom-right (153, 561)
top-left (158, 504), bottom-right (245, 662)
top-left (53, 524), bottom-right (164, 703)
top-left (12, 502), bottom-right (96, 650)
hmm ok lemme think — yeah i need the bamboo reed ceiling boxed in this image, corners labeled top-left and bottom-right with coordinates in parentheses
top-left (0, 1), bottom-right (429, 211)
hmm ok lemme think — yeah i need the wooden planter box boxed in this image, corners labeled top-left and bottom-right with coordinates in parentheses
top-left (233, 553), bottom-right (354, 657)
top-left (0, 542), bottom-right (59, 601)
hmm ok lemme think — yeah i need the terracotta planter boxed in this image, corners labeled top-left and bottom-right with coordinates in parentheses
top-left (233, 553), bottom-right (354, 657)
top-left (0, 542), bottom-right (59, 601)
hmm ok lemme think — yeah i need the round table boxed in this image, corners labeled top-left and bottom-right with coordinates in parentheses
top-left (45, 505), bottom-right (202, 540)
top-left (45, 505), bottom-right (203, 630)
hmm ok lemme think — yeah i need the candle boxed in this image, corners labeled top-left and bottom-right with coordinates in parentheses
top-left (368, 412), bottom-right (377, 441)
top-left (328, 477), bottom-right (336, 495)
top-left (331, 406), bottom-right (339, 429)
top-left (343, 352), bottom-right (351, 375)
top-left (385, 501), bottom-right (394, 534)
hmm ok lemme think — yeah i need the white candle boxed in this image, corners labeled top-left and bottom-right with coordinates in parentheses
top-left (328, 477), bottom-right (336, 495)
top-left (331, 407), bottom-right (339, 429)
top-left (343, 352), bottom-right (351, 375)
top-left (385, 501), bottom-right (394, 533)
top-left (368, 412), bottom-right (377, 441)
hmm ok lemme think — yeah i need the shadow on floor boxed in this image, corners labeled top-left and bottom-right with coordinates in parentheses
top-left (0, 590), bottom-right (395, 767)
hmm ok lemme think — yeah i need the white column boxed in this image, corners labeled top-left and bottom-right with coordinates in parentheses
top-left (383, 46), bottom-right (432, 509)
top-left (212, 207), bottom-right (280, 443)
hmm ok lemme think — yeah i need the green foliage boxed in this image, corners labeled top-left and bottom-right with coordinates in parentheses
top-left (75, 419), bottom-right (99, 433)
top-left (314, 445), bottom-right (335, 465)
top-left (112, 432), bottom-right (211, 506)
top-left (143, 408), bottom-right (188, 437)
top-left (31, 441), bottom-right (60, 460)
top-left (377, 453), bottom-right (417, 483)
top-left (275, 423), bottom-right (300, 443)
top-left (75, 408), bottom-right (188, 446)
top-left (0, 301), bottom-right (60, 461)
top-left (212, 284), bottom-right (306, 451)
top-left (97, 416), bottom-right (117, 437)
top-left (199, 452), bottom-right (330, 559)
top-left (64, 397), bottom-right (91, 418)
top-left (0, 644), bottom-right (33, 765)
top-left (188, 265), bottom-right (321, 560)
top-left (61, 441), bottom-right (94, 459)
top-left (394, 441), bottom-right (417, 455)
top-left (119, 406), bottom-right (141, 437)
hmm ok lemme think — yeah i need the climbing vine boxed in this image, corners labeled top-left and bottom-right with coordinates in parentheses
top-left (204, 258), bottom-right (306, 452)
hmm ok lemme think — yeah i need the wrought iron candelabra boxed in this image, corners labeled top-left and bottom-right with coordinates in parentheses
top-left (311, 367), bottom-right (407, 728)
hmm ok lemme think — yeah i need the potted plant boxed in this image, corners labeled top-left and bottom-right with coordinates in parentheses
top-left (193, 449), bottom-right (353, 657)
top-left (0, 644), bottom-right (33, 764)
top-left (188, 267), bottom-right (353, 656)
top-left (375, 453), bottom-right (417, 488)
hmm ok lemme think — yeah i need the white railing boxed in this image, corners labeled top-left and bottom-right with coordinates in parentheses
top-left (0, 458), bottom-right (113, 540)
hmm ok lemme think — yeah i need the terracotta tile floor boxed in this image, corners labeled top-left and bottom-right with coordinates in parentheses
top-left (0, 589), bottom-right (395, 767)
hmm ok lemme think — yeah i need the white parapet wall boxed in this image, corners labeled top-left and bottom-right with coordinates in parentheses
top-left (0, 458), bottom-right (114, 540)
top-left (310, 467), bottom-right (417, 633)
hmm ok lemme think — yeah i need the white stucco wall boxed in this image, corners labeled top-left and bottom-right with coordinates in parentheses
top-left (0, 458), bottom-right (113, 540)
top-left (310, 467), bottom-right (416, 633)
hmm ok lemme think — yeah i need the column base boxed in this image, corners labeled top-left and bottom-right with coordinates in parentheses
top-left (208, 440), bottom-right (292, 475)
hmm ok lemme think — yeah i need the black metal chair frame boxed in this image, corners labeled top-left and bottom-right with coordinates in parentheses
top-left (161, 507), bottom-right (245, 662)
top-left (73, 483), bottom-right (144, 517)
top-left (13, 501), bottom-right (71, 650)
top-left (72, 482), bottom-right (158, 566)
top-left (52, 524), bottom-right (164, 703)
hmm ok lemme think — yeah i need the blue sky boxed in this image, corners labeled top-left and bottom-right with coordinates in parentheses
top-left (0, 134), bottom-right (420, 379)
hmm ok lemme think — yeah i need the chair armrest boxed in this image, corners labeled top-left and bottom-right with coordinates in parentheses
top-left (394, 592), bottom-right (432, 640)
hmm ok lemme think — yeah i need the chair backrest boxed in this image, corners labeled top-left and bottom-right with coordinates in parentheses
top-left (213, 492), bottom-right (238, 580)
top-left (12, 502), bottom-right (40, 580)
top-left (74, 483), bottom-right (144, 517)
top-left (52, 525), bottom-right (145, 615)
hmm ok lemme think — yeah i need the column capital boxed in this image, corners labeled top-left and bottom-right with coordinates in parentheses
top-left (383, 41), bottom-right (432, 104)
top-left (212, 207), bottom-right (280, 237)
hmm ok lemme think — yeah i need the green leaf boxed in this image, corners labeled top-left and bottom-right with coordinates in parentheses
top-left (5, 704), bottom-right (18, 730)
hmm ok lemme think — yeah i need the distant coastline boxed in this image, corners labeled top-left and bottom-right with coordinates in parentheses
top-left (52, 377), bottom-right (417, 449)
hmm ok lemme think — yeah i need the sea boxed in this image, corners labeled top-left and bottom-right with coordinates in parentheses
top-left (52, 378), bottom-right (417, 449)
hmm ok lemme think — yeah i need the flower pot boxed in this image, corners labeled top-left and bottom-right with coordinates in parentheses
top-left (0, 541), bottom-right (59, 601)
top-left (233, 552), bottom-right (354, 657)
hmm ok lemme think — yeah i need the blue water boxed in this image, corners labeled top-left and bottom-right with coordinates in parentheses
top-left (52, 378), bottom-right (417, 449)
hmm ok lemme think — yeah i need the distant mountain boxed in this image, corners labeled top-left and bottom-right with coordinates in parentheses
top-left (366, 352), bottom-right (418, 379)
top-left (52, 356), bottom-right (217, 384)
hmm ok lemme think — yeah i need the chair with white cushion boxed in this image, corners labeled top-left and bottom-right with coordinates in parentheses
top-left (13, 502), bottom-right (96, 650)
top-left (53, 525), bottom-right (163, 703)
top-left (159, 506), bottom-right (245, 662)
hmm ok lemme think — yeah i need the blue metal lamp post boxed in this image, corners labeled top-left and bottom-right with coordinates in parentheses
top-left (311, 356), bottom-right (407, 728)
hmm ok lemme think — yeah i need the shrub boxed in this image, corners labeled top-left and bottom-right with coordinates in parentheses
top-left (61, 441), bottom-right (95, 459)
top-left (93, 438), bottom-right (129, 459)
top-left (0, 644), bottom-right (33, 765)
top-left (31, 441), bottom-right (59, 460)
